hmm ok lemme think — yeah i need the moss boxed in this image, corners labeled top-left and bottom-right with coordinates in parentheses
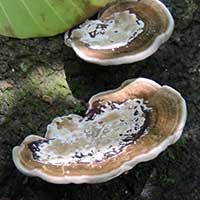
top-left (73, 102), bottom-right (86, 115)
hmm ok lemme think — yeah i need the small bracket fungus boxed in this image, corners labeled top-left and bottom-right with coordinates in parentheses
top-left (13, 78), bottom-right (187, 184)
top-left (65, 0), bottom-right (174, 65)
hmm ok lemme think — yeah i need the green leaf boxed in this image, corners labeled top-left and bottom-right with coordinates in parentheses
top-left (0, 0), bottom-right (109, 38)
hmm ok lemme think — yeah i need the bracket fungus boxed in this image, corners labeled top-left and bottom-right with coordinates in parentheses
top-left (65, 0), bottom-right (174, 65)
top-left (13, 78), bottom-right (187, 184)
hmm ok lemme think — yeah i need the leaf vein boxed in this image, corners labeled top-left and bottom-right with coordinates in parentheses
top-left (20, 0), bottom-right (44, 32)
top-left (44, 0), bottom-right (66, 26)
top-left (0, 1), bottom-right (15, 32)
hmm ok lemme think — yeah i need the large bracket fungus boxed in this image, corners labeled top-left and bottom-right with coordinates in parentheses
top-left (65, 0), bottom-right (174, 65)
top-left (13, 78), bottom-right (187, 184)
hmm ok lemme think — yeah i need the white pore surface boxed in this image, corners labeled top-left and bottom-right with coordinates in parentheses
top-left (66, 11), bottom-right (144, 50)
top-left (32, 99), bottom-right (150, 165)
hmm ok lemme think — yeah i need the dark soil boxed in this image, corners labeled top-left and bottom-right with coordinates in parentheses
top-left (0, 0), bottom-right (200, 199)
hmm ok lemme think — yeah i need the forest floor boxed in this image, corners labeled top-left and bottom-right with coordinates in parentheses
top-left (0, 0), bottom-right (200, 199)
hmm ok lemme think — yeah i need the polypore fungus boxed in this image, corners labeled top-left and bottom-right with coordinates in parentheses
top-left (13, 78), bottom-right (187, 184)
top-left (65, 0), bottom-right (174, 65)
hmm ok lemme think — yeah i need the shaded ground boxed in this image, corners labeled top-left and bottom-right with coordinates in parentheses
top-left (0, 0), bottom-right (200, 199)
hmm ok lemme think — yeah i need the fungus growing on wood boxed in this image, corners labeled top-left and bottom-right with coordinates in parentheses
top-left (65, 0), bottom-right (174, 65)
top-left (13, 78), bottom-right (186, 184)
